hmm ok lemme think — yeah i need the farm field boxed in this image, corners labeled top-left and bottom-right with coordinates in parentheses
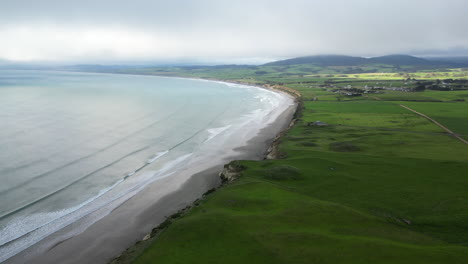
top-left (109, 66), bottom-right (468, 264)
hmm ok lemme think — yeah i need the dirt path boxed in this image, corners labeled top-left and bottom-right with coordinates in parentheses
top-left (400, 104), bottom-right (468, 145)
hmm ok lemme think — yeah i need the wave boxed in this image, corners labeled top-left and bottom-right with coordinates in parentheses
top-left (0, 178), bottom-right (125, 247)
top-left (146, 150), bottom-right (169, 164)
top-left (0, 112), bottom-right (220, 220)
top-left (0, 103), bottom-right (228, 226)
top-left (0, 73), bottom-right (292, 262)
top-left (0, 100), bottom-right (190, 192)
top-left (0, 141), bottom-right (163, 220)
top-left (205, 125), bottom-right (232, 142)
top-left (0, 153), bottom-right (193, 262)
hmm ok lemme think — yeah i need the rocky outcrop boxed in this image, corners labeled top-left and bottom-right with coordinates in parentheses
top-left (266, 134), bottom-right (282, 160)
top-left (219, 162), bottom-right (246, 183)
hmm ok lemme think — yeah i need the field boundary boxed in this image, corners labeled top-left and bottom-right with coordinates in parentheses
top-left (400, 104), bottom-right (468, 145)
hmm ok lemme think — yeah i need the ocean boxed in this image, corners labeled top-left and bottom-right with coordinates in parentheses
top-left (0, 70), bottom-right (290, 262)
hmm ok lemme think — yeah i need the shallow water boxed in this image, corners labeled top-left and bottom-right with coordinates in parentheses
top-left (0, 70), bottom-right (285, 261)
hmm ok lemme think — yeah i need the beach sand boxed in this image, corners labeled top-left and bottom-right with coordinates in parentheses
top-left (5, 86), bottom-right (297, 264)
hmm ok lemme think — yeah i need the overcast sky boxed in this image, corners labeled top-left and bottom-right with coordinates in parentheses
top-left (1, 0), bottom-right (467, 64)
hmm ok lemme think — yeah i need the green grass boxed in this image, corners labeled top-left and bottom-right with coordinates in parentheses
top-left (134, 178), bottom-right (468, 264)
top-left (241, 153), bottom-right (468, 243)
top-left (317, 69), bottom-right (468, 80)
top-left (283, 126), bottom-right (468, 161)
top-left (397, 101), bottom-right (468, 135)
top-left (133, 152), bottom-right (468, 264)
top-left (419, 90), bottom-right (468, 102)
top-left (370, 91), bottom-right (443, 102)
top-left (107, 64), bottom-right (468, 82)
top-left (109, 67), bottom-right (468, 264)
top-left (302, 101), bottom-right (443, 132)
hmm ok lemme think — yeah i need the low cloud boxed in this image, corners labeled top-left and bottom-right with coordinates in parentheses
top-left (1, 0), bottom-right (467, 63)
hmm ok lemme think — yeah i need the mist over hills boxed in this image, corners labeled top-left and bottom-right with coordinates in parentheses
top-left (425, 56), bottom-right (468, 65)
top-left (264, 54), bottom-right (467, 67)
top-left (1, 54), bottom-right (468, 74)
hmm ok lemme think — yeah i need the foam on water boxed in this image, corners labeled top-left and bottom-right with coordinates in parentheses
top-left (205, 125), bottom-right (232, 142)
top-left (146, 150), bottom-right (169, 164)
top-left (0, 152), bottom-right (194, 262)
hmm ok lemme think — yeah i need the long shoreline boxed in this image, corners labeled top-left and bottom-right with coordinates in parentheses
top-left (5, 75), bottom-right (298, 264)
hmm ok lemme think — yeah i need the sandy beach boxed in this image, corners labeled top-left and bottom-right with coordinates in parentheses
top-left (5, 81), bottom-right (297, 264)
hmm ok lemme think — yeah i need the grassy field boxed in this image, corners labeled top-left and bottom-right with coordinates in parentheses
top-left (315, 69), bottom-right (468, 80)
top-left (102, 63), bottom-right (468, 81)
top-left (132, 172), bottom-right (468, 264)
top-left (110, 67), bottom-right (468, 264)
top-left (397, 102), bottom-right (468, 136)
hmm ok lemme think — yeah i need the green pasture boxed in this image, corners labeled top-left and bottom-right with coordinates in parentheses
top-left (111, 66), bottom-right (468, 264)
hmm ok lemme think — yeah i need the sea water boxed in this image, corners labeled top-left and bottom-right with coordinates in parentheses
top-left (0, 70), bottom-right (287, 261)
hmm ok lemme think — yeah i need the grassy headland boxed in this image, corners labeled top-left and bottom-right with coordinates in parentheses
top-left (108, 55), bottom-right (468, 263)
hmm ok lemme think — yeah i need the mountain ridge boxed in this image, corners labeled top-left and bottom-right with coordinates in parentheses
top-left (264, 54), bottom-right (466, 67)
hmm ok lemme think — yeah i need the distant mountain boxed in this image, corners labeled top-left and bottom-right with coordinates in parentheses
top-left (367, 55), bottom-right (435, 65)
top-left (424, 56), bottom-right (468, 65)
top-left (264, 54), bottom-right (467, 67)
top-left (264, 55), bottom-right (367, 66)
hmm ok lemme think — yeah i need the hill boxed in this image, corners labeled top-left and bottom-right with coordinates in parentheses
top-left (264, 55), bottom-right (367, 66)
top-left (265, 54), bottom-right (465, 67)
top-left (425, 56), bottom-right (468, 66)
top-left (368, 54), bottom-right (436, 65)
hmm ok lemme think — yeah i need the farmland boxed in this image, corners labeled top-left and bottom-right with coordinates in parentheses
top-left (108, 60), bottom-right (468, 264)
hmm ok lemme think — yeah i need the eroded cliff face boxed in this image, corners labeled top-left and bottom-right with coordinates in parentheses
top-left (265, 118), bottom-right (297, 160)
top-left (219, 161), bottom-right (246, 183)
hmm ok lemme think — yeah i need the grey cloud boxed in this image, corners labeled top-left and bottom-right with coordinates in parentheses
top-left (1, 0), bottom-right (468, 62)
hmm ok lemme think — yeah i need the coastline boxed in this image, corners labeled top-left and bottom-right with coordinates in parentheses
top-left (5, 76), bottom-right (298, 264)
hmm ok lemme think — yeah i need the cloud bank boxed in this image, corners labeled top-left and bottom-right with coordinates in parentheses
top-left (1, 0), bottom-right (467, 63)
